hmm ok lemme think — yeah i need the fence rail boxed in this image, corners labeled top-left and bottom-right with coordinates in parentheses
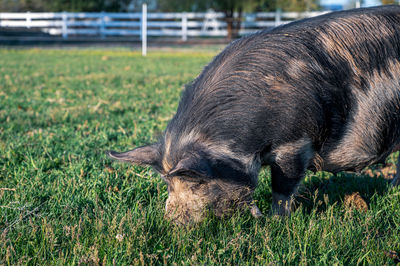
top-left (0, 10), bottom-right (329, 41)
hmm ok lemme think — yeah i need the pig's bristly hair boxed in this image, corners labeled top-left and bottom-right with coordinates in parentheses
top-left (160, 5), bottom-right (400, 181)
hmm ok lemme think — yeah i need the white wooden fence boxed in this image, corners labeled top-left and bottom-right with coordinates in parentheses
top-left (0, 8), bottom-right (328, 41)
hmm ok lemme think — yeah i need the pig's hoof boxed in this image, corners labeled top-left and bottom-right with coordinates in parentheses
top-left (271, 193), bottom-right (294, 216)
top-left (271, 204), bottom-right (292, 216)
top-left (391, 174), bottom-right (400, 186)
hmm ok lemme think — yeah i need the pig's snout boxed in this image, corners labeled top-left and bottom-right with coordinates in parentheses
top-left (163, 177), bottom-right (210, 225)
top-left (164, 196), bottom-right (206, 225)
top-left (163, 177), bottom-right (261, 225)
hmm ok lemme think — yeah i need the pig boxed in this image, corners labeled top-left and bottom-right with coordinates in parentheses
top-left (107, 6), bottom-right (400, 225)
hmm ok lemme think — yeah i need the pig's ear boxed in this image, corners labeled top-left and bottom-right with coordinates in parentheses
top-left (168, 155), bottom-right (213, 179)
top-left (106, 144), bottom-right (160, 166)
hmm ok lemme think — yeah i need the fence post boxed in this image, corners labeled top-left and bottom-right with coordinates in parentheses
top-left (100, 11), bottom-right (105, 39)
top-left (182, 12), bottom-right (187, 41)
top-left (26, 11), bottom-right (31, 29)
top-left (62, 12), bottom-right (68, 39)
top-left (275, 8), bottom-right (281, 27)
top-left (141, 3), bottom-right (147, 56)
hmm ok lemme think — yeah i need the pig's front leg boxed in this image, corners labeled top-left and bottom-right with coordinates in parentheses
top-left (270, 137), bottom-right (314, 215)
top-left (392, 155), bottom-right (400, 186)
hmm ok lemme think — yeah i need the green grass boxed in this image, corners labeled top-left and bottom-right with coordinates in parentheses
top-left (0, 48), bottom-right (399, 265)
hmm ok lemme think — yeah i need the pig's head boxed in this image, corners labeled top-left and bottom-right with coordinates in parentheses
top-left (107, 143), bottom-right (261, 225)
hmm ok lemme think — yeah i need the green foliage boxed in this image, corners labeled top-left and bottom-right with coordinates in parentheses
top-left (157, 0), bottom-right (208, 12)
top-left (278, 0), bottom-right (320, 12)
top-left (0, 0), bottom-right (46, 12)
top-left (156, 0), bottom-right (321, 39)
top-left (0, 48), bottom-right (399, 264)
top-left (381, 0), bottom-right (396, 5)
top-left (157, 0), bottom-right (266, 13)
top-left (0, 0), bottom-right (321, 12)
top-left (156, 0), bottom-right (319, 13)
top-left (0, 0), bottom-right (134, 12)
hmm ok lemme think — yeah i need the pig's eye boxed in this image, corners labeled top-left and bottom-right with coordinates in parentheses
top-left (190, 180), bottom-right (207, 192)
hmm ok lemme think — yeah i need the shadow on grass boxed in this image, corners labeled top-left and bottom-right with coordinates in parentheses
top-left (296, 168), bottom-right (393, 214)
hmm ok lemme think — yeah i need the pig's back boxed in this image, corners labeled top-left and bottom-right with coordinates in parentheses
top-left (168, 6), bottom-right (400, 171)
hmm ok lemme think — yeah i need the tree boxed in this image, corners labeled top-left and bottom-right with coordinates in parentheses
top-left (0, 0), bottom-right (138, 12)
top-left (157, 0), bottom-right (262, 39)
top-left (157, 0), bottom-right (208, 12)
top-left (381, 0), bottom-right (396, 4)
top-left (211, 0), bottom-right (261, 39)
top-left (157, 0), bottom-right (319, 40)
top-left (0, 0), bottom-right (320, 38)
top-left (278, 0), bottom-right (320, 12)
top-left (0, 0), bottom-right (48, 12)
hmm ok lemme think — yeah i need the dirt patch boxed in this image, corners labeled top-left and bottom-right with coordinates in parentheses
top-left (363, 164), bottom-right (397, 180)
top-left (344, 192), bottom-right (368, 212)
top-left (383, 250), bottom-right (400, 263)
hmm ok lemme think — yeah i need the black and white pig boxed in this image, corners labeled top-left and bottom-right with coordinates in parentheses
top-left (108, 6), bottom-right (400, 224)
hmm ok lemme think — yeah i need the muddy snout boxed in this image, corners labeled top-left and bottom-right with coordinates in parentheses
top-left (163, 177), bottom-right (261, 225)
top-left (164, 194), bottom-right (206, 225)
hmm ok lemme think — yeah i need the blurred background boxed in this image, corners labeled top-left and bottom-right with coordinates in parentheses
top-left (0, 0), bottom-right (391, 13)
top-left (0, 0), bottom-right (397, 46)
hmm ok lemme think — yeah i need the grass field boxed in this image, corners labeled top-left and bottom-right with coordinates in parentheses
top-left (0, 48), bottom-right (399, 265)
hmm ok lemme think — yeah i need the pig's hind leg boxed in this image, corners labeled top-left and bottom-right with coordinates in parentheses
top-left (392, 155), bottom-right (400, 186)
top-left (270, 137), bottom-right (314, 215)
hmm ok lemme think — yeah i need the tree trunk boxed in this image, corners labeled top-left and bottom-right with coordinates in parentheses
top-left (225, 9), bottom-right (234, 40)
top-left (233, 7), bottom-right (242, 39)
top-left (225, 7), bottom-right (242, 40)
